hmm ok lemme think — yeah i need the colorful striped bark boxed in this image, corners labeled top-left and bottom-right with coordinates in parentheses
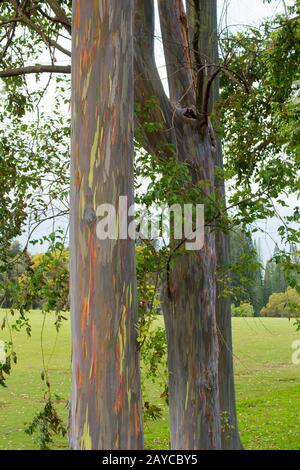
top-left (187, 0), bottom-right (241, 448)
top-left (69, 0), bottom-right (143, 449)
top-left (136, 0), bottom-right (221, 450)
top-left (135, 0), bottom-right (241, 449)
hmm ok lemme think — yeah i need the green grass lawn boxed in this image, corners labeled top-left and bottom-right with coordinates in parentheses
top-left (0, 311), bottom-right (299, 450)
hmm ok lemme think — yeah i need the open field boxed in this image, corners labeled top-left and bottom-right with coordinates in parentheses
top-left (0, 311), bottom-right (299, 450)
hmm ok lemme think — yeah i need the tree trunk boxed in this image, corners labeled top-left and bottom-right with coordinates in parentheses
top-left (215, 145), bottom-right (241, 449)
top-left (158, 45), bottom-right (222, 451)
top-left (69, 0), bottom-right (143, 449)
top-left (135, 0), bottom-right (241, 449)
top-left (198, 0), bottom-right (242, 448)
top-left (135, 0), bottom-right (221, 450)
top-left (161, 241), bottom-right (221, 450)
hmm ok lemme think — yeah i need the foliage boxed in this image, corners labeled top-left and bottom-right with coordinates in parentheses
top-left (135, 245), bottom-right (168, 419)
top-left (0, 1), bottom-right (71, 283)
top-left (0, 333), bottom-right (17, 387)
top-left (0, 231), bottom-right (69, 447)
top-left (0, 74), bottom-right (70, 266)
top-left (218, 2), bottom-right (300, 292)
top-left (25, 399), bottom-right (66, 450)
top-left (230, 228), bottom-right (264, 314)
top-left (0, 242), bottom-right (30, 308)
top-left (17, 244), bottom-right (69, 317)
top-left (231, 302), bottom-right (255, 318)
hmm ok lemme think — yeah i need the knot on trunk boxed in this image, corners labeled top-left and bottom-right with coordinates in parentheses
top-left (83, 207), bottom-right (96, 226)
top-left (183, 106), bottom-right (197, 120)
top-left (174, 105), bottom-right (199, 126)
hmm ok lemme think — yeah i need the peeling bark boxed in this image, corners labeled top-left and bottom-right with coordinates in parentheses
top-left (69, 0), bottom-right (143, 450)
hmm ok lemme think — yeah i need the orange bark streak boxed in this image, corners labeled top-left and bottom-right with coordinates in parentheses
top-left (76, 366), bottom-right (83, 387)
top-left (81, 49), bottom-right (89, 72)
top-left (114, 385), bottom-right (125, 414)
top-left (75, 1), bottom-right (81, 30)
top-left (81, 298), bottom-right (88, 333)
top-left (81, 336), bottom-right (87, 358)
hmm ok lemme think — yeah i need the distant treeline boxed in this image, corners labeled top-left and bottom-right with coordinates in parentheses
top-left (0, 233), bottom-right (297, 318)
top-left (230, 228), bottom-right (289, 316)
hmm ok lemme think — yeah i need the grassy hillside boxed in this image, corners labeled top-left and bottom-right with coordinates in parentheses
top-left (0, 311), bottom-right (299, 449)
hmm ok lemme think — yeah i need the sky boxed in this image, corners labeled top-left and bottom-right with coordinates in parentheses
top-left (19, 0), bottom-right (296, 263)
top-left (218, 0), bottom-right (289, 24)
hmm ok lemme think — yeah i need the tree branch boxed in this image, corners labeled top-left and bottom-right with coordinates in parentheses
top-left (45, 0), bottom-right (72, 35)
top-left (186, 0), bottom-right (219, 116)
top-left (134, 0), bottom-right (177, 157)
top-left (0, 21), bottom-right (16, 62)
top-left (6, 0), bottom-right (71, 57)
top-left (19, 13), bottom-right (71, 57)
top-left (0, 16), bottom-right (22, 27)
top-left (37, 6), bottom-right (71, 35)
top-left (157, 0), bottom-right (195, 107)
top-left (202, 64), bottom-right (250, 125)
top-left (0, 64), bottom-right (71, 78)
top-left (201, 66), bottom-right (222, 125)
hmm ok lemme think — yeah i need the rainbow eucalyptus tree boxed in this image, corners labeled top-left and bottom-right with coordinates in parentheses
top-left (69, 0), bottom-right (143, 449)
top-left (134, 0), bottom-right (241, 449)
top-left (0, 0), bottom-right (241, 450)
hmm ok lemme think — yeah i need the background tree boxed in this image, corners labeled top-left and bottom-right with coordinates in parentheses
top-left (261, 287), bottom-right (300, 317)
top-left (231, 302), bottom-right (255, 318)
top-left (230, 228), bottom-right (264, 315)
top-left (264, 248), bottom-right (288, 306)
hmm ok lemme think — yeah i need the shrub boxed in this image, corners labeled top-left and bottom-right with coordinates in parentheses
top-left (231, 302), bottom-right (255, 317)
top-left (261, 287), bottom-right (300, 318)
